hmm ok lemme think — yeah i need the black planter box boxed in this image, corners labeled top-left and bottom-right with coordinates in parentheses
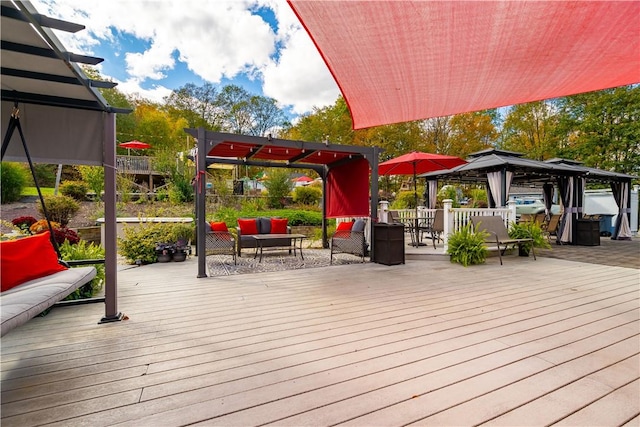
top-left (575, 219), bottom-right (600, 246)
top-left (373, 223), bottom-right (405, 265)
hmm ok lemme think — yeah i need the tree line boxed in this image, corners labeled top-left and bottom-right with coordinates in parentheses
top-left (93, 65), bottom-right (638, 178)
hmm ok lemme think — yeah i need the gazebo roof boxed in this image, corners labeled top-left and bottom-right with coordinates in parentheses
top-left (419, 149), bottom-right (636, 184)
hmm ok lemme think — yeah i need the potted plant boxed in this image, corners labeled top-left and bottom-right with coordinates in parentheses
top-left (508, 220), bottom-right (551, 256)
top-left (155, 242), bottom-right (175, 263)
top-left (447, 222), bottom-right (489, 266)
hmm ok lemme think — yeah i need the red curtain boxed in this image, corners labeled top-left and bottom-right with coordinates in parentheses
top-left (326, 158), bottom-right (369, 218)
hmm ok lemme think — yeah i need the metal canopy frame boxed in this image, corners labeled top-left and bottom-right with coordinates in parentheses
top-left (187, 129), bottom-right (381, 278)
top-left (1, 1), bottom-right (131, 324)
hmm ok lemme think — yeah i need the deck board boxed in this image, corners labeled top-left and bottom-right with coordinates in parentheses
top-left (1, 256), bottom-right (638, 426)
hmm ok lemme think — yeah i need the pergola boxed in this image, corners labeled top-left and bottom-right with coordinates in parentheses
top-left (188, 129), bottom-right (381, 278)
top-left (420, 149), bottom-right (636, 243)
top-left (1, 1), bottom-right (130, 323)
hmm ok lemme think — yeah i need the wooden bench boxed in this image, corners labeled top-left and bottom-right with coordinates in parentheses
top-left (470, 215), bottom-right (536, 265)
top-left (1, 266), bottom-right (96, 336)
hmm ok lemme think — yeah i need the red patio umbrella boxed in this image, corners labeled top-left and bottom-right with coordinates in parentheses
top-left (379, 151), bottom-right (466, 245)
top-left (378, 151), bottom-right (467, 176)
top-left (118, 140), bottom-right (151, 155)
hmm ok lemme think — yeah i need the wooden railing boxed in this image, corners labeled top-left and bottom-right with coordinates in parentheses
top-left (116, 155), bottom-right (157, 175)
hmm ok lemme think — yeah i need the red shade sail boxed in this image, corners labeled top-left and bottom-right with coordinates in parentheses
top-left (288, 1), bottom-right (640, 129)
top-left (379, 152), bottom-right (466, 176)
top-left (118, 140), bottom-right (151, 150)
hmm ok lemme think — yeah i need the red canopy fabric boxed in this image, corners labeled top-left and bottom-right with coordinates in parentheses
top-left (289, 1), bottom-right (640, 129)
top-left (326, 158), bottom-right (370, 218)
top-left (379, 152), bottom-right (466, 176)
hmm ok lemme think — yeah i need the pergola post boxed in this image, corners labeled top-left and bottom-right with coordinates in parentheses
top-left (99, 112), bottom-right (124, 324)
top-left (196, 127), bottom-right (208, 278)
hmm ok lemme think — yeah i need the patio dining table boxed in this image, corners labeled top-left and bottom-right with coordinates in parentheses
top-left (404, 214), bottom-right (435, 247)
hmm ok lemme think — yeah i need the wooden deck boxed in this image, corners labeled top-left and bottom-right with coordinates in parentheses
top-left (1, 254), bottom-right (639, 426)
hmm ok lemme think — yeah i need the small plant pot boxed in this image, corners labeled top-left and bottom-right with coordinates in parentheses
top-left (172, 251), bottom-right (187, 262)
top-left (518, 246), bottom-right (530, 257)
top-left (157, 253), bottom-right (172, 263)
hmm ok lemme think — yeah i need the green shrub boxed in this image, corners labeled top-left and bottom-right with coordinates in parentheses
top-left (78, 165), bottom-right (104, 198)
top-left (60, 180), bottom-right (88, 201)
top-left (447, 222), bottom-right (489, 267)
top-left (31, 164), bottom-right (57, 187)
top-left (168, 176), bottom-right (194, 204)
top-left (391, 190), bottom-right (419, 209)
top-left (37, 194), bottom-right (80, 226)
top-left (59, 240), bottom-right (105, 300)
top-left (292, 185), bottom-right (322, 206)
top-left (1, 162), bottom-right (28, 203)
top-left (118, 222), bottom-right (195, 264)
top-left (509, 220), bottom-right (551, 253)
top-left (263, 169), bottom-right (293, 208)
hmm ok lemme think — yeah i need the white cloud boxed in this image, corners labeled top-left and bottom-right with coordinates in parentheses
top-left (33, 0), bottom-right (340, 115)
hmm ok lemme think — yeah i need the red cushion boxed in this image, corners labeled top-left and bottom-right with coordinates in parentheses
top-left (336, 221), bottom-right (353, 231)
top-left (210, 221), bottom-right (229, 232)
top-left (271, 218), bottom-right (288, 234)
top-left (237, 219), bottom-right (258, 235)
top-left (0, 231), bottom-right (67, 292)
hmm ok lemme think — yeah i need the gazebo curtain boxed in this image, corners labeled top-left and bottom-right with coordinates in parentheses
top-left (557, 176), bottom-right (574, 244)
top-left (326, 158), bottom-right (370, 218)
top-left (611, 181), bottom-right (632, 240)
top-left (542, 182), bottom-right (555, 220)
top-left (487, 170), bottom-right (513, 207)
top-left (427, 180), bottom-right (438, 209)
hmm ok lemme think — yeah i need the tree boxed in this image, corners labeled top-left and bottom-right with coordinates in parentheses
top-left (249, 95), bottom-right (290, 137)
top-left (217, 84), bottom-right (253, 134)
top-left (447, 111), bottom-right (498, 158)
top-left (422, 116), bottom-right (452, 154)
top-left (500, 100), bottom-right (559, 160)
top-left (263, 168), bottom-right (293, 208)
top-left (164, 82), bottom-right (223, 130)
top-left (554, 85), bottom-right (640, 175)
top-left (282, 96), bottom-right (355, 144)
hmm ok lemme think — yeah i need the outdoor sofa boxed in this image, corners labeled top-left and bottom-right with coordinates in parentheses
top-left (1, 232), bottom-right (97, 336)
top-left (235, 217), bottom-right (292, 256)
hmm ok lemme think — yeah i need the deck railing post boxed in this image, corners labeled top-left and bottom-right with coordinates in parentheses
top-left (508, 199), bottom-right (517, 225)
top-left (443, 199), bottom-right (453, 254)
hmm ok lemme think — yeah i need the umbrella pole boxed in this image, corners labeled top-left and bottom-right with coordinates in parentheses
top-left (412, 163), bottom-right (425, 247)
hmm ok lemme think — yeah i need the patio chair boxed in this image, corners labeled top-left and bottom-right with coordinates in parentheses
top-left (330, 218), bottom-right (367, 264)
top-left (518, 213), bottom-right (535, 224)
top-left (470, 215), bottom-right (536, 265)
top-left (424, 209), bottom-right (444, 249)
top-left (205, 226), bottom-right (237, 265)
top-left (542, 214), bottom-right (561, 243)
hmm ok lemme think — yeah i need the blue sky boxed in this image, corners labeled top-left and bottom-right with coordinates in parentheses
top-left (34, 0), bottom-right (341, 118)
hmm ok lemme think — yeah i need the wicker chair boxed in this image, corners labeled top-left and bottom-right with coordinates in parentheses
top-left (330, 219), bottom-right (367, 264)
top-left (205, 230), bottom-right (237, 265)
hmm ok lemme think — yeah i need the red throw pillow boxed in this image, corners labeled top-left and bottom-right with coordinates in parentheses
top-left (0, 231), bottom-right (67, 292)
top-left (210, 221), bottom-right (229, 232)
top-left (271, 218), bottom-right (288, 234)
top-left (210, 221), bottom-right (232, 240)
top-left (237, 219), bottom-right (258, 235)
top-left (336, 221), bottom-right (353, 231)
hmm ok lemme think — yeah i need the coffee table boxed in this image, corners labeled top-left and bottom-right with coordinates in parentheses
top-left (253, 233), bottom-right (307, 262)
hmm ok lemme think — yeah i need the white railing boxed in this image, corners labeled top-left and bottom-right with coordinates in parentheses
top-left (375, 199), bottom-right (517, 254)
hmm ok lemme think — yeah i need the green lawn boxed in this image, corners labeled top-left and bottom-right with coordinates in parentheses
top-left (21, 187), bottom-right (55, 196)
